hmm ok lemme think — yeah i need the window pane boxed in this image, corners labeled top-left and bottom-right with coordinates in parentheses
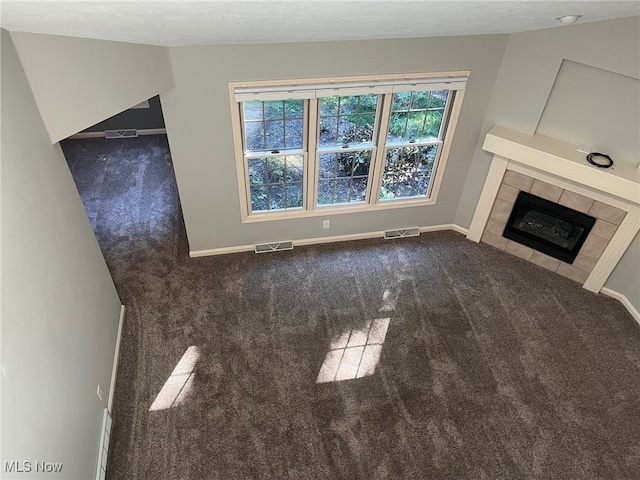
top-left (245, 122), bottom-right (265, 151)
top-left (319, 154), bottom-right (336, 179)
top-left (350, 150), bottom-right (372, 177)
top-left (269, 184), bottom-right (285, 210)
top-left (317, 179), bottom-right (334, 206)
top-left (392, 92), bottom-right (411, 111)
top-left (285, 100), bottom-right (304, 119)
top-left (339, 96), bottom-right (357, 114)
top-left (319, 117), bottom-right (338, 147)
top-left (359, 95), bottom-right (378, 113)
top-left (243, 101), bottom-right (263, 120)
top-left (430, 90), bottom-right (448, 108)
top-left (335, 178), bottom-right (351, 203)
top-left (266, 157), bottom-right (284, 183)
top-left (265, 120), bottom-right (284, 150)
top-left (387, 90), bottom-right (449, 143)
top-left (317, 151), bottom-right (371, 206)
top-left (351, 177), bottom-right (368, 202)
top-left (250, 185), bottom-right (268, 212)
top-left (425, 110), bottom-right (444, 138)
top-left (248, 155), bottom-right (304, 212)
top-left (264, 101), bottom-right (284, 120)
top-left (248, 158), bottom-right (266, 185)
top-left (412, 91), bottom-right (430, 109)
top-left (285, 119), bottom-right (303, 150)
top-left (407, 111), bottom-right (426, 140)
top-left (320, 97), bottom-right (338, 116)
top-left (379, 145), bottom-right (437, 200)
top-left (243, 100), bottom-right (304, 153)
top-left (286, 182), bottom-right (303, 208)
top-left (286, 155), bottom-right (304, 182)
top-left (319, 95), bottom-right (377, 148)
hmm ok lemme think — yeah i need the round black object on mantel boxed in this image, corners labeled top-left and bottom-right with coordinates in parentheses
top-left (586, 152), bottom-right (614, 168)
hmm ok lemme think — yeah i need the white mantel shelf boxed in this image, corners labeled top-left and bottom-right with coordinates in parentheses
top-left (468, 125), bottom-right (640, 294)
top-left (483, 126), bottom-right (640, 206)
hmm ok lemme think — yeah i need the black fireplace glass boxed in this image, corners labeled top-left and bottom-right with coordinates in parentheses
top-left (503, 191), bottom-right (596, 264)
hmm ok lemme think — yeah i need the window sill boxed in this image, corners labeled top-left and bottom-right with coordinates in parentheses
top-left (242, 197), bottom-right (436, 223)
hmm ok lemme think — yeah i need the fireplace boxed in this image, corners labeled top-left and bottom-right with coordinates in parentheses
top-left (467, 126), bottom-right (639, 292)
top-left (503, 191), bottom-right (596, 264)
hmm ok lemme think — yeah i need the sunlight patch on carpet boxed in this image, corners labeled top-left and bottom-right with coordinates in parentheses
top-left (316, 318), bottom-right (390, 383)
top-left (149, 346), bottom-right (200, 411)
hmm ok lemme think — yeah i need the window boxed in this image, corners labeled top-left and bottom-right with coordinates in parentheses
top-left (243, 100), bottom-right (305, 212)
top-left (230, 73), bottom-right (467, 222)
top-left (380, 90), bottom-right (448, 200)
top-left (317, 94), bottom-right (377, 206)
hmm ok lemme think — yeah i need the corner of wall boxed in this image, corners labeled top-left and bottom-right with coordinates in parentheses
top-left (11, 31), bottom-right (174, 142)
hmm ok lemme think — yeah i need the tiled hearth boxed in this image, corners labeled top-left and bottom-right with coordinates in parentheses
top-left (481, 170), bottom-right (626, 284)
top-left (468, 126), bottom-right (640, 293)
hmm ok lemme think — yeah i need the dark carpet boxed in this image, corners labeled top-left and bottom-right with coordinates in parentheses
top-left (61, 135), bottom-right (640, 480)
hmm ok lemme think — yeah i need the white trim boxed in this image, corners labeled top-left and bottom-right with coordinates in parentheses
top-left (108, 305), bottom-right (126, 414)
top-left (241, 196), bottom-right (438, 223)
top-left (189, 224), bottom-right (467, 257)
top-left (95, 408), bottom-right (112, 480)
top-left (428, 89), bottom-right (465, 204)
top-left (370, 93), bottom-right (393, 203)
top-left (190, 244), bottom-right (255, 257)
top-left (466, 155), bottom-right (509, 242)
top-left (69, 128), bottom-right (166, 139)
top-left (294, 230), bottom-right (384, 247)
top-left (483, 126), bottom-right (640, 205)
top-left (423, 223), bottom-right (468, 235)
top-left (601, 288), bottom-right (640, 327)
top-left (583, 206), bottom-right (640, 292)
top-left (232, 73), bottom-right (469, 102)
top-left (230, 83), bottom-right (250, 222)
top-left (307, 99), bottom-right (319, 211)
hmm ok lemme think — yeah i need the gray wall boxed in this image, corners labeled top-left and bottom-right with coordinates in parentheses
top-left (160, 35), bottom-right (508, 252)
top-left (454, 16), bottom-right (640, 312)
top-left (537, 60), bottom-right (639, 167)
top-left (11, 31), bottom-right (174, 142)
top-left (1, 29), bottom-right (123, 479)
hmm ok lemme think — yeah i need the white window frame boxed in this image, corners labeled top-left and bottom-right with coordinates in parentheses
top-left (229, 72), bottom-right (468, 223)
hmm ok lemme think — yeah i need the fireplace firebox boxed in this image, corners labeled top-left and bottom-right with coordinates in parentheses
top-left (503, 191), bottom-right (596, 264)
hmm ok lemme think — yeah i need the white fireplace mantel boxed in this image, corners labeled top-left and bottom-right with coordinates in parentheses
top-left (468, 125), bottom-right (640, 293)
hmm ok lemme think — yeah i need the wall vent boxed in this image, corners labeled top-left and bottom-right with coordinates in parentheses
top-left (105, 129), bottom-right (138, 139)
top-left (95, 408), bottom-right (112, 480)
top-left (254, 241), bottom-right (294, 253)
top-left (384, 227), bottom-right (420, 239)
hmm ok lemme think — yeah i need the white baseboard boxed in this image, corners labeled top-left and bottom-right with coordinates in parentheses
top-left (69, 128), bottom-right (166, 139)
top-left (294, 229), bottom-right (385, 247)
top-left (189, 224), bottom-right (467, 257)
top-left (108, 305), bottom-right (126, 413)
top-left (190, 243), bottom-right (255, 257)
top-left (600, 288), bottom-right (640, 327)
top-left (422, 223), bottom-right (468, 235)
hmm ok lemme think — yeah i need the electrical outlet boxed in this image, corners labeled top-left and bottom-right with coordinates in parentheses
top-left (97, 384), bottom-right (103, 401)
top-left (323, 220), bottom-right (330, 229)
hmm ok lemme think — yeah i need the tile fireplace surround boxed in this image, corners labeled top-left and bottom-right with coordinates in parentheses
top-left (467, 126), bottom-right (640, 294)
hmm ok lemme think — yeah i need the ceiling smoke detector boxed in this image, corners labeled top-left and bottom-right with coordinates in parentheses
top-left (557, 15), bottom-right (582, 25)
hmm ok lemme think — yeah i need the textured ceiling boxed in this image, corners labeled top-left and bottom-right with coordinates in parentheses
top-left (1, 1), bottom-right (639, 46)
